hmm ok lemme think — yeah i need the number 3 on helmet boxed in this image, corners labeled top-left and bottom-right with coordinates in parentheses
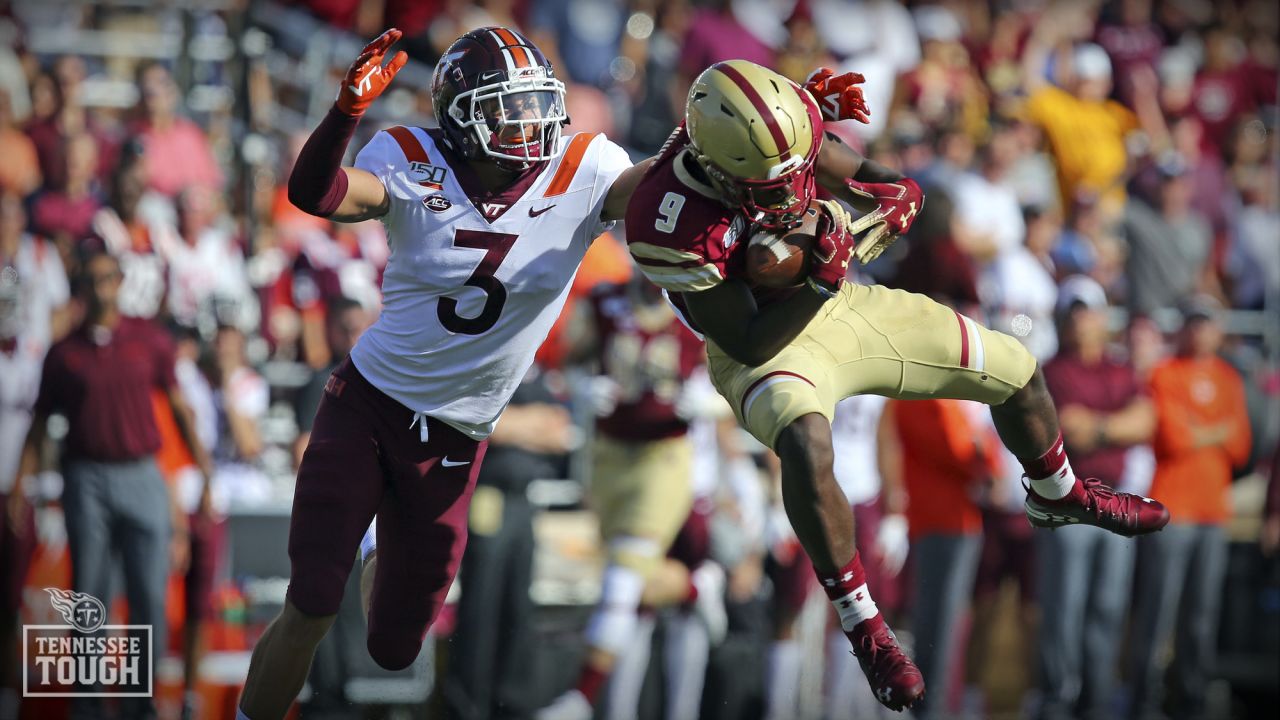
top-left (686, 60), bottom-right (824, 231)
top-left (431, 26), bottom-right (569, 170)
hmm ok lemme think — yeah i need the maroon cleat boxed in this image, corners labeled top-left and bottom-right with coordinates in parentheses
top-left (847, 616), bottom-right (925, 712)
top-left (1025, 477), bottom-right (1170, 537)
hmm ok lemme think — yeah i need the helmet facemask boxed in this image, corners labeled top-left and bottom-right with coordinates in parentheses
top-left (696, 142), bottom-right (819, 231)
top-left (447, 69), bottom-right (568, 171)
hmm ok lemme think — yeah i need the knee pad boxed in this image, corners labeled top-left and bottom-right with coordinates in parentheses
top-left (585, 564), bottom-right (646, 655)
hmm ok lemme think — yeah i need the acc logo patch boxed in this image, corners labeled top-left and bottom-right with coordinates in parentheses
top-left (424, 194), bottom-right (452, 213)
top-left (408, 161), bottom-right (448, 190)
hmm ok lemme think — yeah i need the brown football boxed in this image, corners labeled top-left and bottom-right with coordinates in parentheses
top-left (745, 208), bottom-right (820, 288)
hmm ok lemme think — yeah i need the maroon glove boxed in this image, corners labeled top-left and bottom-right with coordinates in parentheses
top-left (807, 200), bottom-right (855, 297)
top-left (845, 178), bottom-right (924, 264)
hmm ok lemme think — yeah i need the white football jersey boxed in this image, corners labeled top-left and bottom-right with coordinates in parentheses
top-left (351, 127), bottom-right (631, 439)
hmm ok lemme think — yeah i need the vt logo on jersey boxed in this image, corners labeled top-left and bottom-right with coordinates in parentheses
top-left (481, 202), bottom-right (507, 220)
top-left (424, 195), bottom-right (452, 213)
top-left (408, 161), bottom-right (448, 190)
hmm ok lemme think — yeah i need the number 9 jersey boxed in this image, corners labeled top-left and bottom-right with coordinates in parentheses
top-left (350, 125), bottom-right (631, 439)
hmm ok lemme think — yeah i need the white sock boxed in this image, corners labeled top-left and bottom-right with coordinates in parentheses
top-left (664, 612), bottom-right (710, 720)
top-left (585, 564), bottom-right (645, 655)
top-left (765, 639), bottom-right (801, 720)
top-left (830, 583), bottom-right (880, 632)
top-left (1028, 452), bottom-right (1077, 500)
top-left (606, 615), bottom-right (654, 720)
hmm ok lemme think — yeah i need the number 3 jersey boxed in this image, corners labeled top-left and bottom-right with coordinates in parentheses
top-left (350, 126), bottom-right (631, 439)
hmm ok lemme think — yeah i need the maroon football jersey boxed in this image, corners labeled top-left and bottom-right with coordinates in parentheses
top-left (623, 124), bottom-right (799, 332)
top-left (591, 282), bottom-right (705, 441)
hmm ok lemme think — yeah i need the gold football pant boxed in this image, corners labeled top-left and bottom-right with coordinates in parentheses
top-left (707, 283), bottom-right (1038, 449)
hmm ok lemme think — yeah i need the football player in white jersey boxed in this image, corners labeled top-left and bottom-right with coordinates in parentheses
top-left (236, 27), bottom-right (652, 720)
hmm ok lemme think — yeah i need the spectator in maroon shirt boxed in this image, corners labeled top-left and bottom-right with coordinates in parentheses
top-left (23, 60), bottom-right (118, 192)
top-left (1036, 275), bottom-right (1156, 720)
top-left (1191, 27), bottom-right (1262, 155)
top-left (11, 251), bottom-right (211, 719)
top-left (1094, 0), bottom-right (1164, 108)
top-left (29, 132), bottom-right (103, 246)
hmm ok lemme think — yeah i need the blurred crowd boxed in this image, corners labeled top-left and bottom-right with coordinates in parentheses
top-left (0, 1), bottom-right (1277, 720)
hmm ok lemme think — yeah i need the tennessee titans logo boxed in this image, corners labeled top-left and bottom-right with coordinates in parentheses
top-left (45, 588), bottom-right (107, 634)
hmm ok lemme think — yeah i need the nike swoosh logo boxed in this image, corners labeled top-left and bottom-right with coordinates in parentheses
top-left (441, 458), bottom-right (471, 468)
top-left (528, 205), bottom-right (556, 218)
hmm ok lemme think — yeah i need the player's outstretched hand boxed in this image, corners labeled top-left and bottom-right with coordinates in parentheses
top-left (845, 178), bottom-right (924, 265)
top-left (336, 28), bottom-right (409, 117)
top-left (807, 199), bottom-right (855, 297)
top-left (804, 67), bottom-right (871, 124)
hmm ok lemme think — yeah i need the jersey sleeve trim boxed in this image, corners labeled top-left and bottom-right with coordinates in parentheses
top-left (386, 126), bottom-right (432, 163)
top-left (629, 241), bottom-right (724, 292)
top-left (545, 133), bottom-right (597, 197)
top-left (628, 241), bottom-right (704, 264)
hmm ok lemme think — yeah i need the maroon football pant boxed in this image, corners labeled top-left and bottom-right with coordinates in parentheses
top-left (286, 358), bottom-right (487, 670)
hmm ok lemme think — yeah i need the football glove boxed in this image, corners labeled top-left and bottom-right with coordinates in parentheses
top-left (804, 67), bottom-right (871, 124)
top-left (845, 178), bottom-right (924, 264)
top-left (807, 199), bottom-right (855, 297)
top-left (336, 28), bottom-right (409, 117)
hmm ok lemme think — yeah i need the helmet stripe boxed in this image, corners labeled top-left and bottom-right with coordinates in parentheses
top-left (493, 27), bottom-right (531, 67)
top-left (714, 64), bottom-right (791, 163)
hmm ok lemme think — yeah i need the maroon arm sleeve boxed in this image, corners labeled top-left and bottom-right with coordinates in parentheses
top-left (287, 106), bottom-right (360, 217)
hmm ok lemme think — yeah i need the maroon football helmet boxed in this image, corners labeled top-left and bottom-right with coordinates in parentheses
top-left (431, 26), bottom-right (568, 170)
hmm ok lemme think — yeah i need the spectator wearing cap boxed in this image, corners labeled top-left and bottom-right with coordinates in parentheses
top-left (1021, 38), bottom-right (1141, 219)
top-left (1121, 155), bottom-right (1214, 316)
top-left (1037, 276), bottom-right (1155, 720)
top-left (1130, 296), bottom-right (1251, 720)
top-left (130, 63), bottom-right (223, 198)
top-left (13, 252), bottom-right (212, 720)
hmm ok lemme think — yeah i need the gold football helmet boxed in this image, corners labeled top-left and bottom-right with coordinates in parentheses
top-left (685, 60), bottom-right (823, 229)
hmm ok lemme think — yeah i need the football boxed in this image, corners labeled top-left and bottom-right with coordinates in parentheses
top-left (745, 208), bottom-right (820, 288)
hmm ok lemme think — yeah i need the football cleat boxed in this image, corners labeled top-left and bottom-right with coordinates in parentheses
top-left (847, 616), bottom-right (925, 712)
top-left (1025, 477), bottom-right (1170, 537)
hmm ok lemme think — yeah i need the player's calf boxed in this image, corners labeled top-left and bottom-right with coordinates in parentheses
top-left (237, 599), bottom-right (337, 720)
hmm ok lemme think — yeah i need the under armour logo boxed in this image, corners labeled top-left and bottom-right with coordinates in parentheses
top-left (898, 201), bottom-right (918, 226)
top-left (877, 687), bottom-right (894, 704)
top-left (854, 592), bottom-right (864, 602)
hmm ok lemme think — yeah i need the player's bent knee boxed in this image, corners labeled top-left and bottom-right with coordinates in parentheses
top-left (277, 598), bottom-right (337, 645)
top-left (367, 631), bottom-right (424, 671)
top-left (775, 414), bottom-right (834, 472)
